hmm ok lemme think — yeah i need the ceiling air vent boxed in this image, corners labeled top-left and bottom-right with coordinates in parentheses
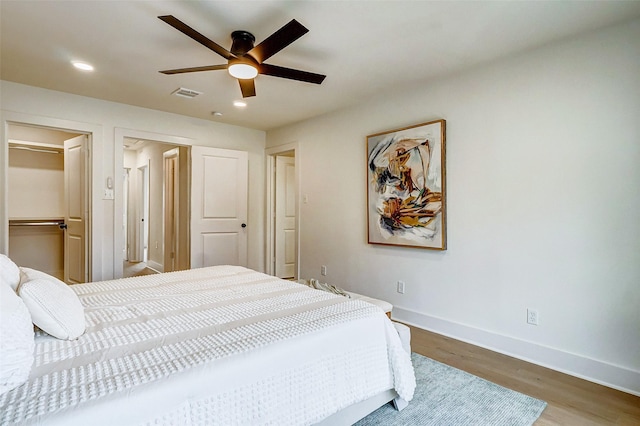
top-left (172, 87), bottom-right (202, 98)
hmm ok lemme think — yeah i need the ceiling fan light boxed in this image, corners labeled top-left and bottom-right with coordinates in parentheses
top-left (228, 63), bottom-right (258, 79)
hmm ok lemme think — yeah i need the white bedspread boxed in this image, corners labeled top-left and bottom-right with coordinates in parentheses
top-left (0, 266), bottom-right (415, 425)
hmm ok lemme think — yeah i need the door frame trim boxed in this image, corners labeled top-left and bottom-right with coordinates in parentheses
top-left (265, 142), bottom-right (300, 279)
top-left (163, 148), bottom-right (180, 272)
top-left (114, 128), bottom-right (193, 278)
top-left (1, 111), bottom-right (100, 281)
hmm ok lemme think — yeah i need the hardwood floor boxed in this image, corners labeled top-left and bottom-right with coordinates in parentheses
top-left (408, 325), bottom-right (640, 425)
top-left (123, 261), bottom-right (157, 278)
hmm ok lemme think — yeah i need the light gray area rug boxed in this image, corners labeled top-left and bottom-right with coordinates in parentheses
top-left (356, 353), bottom-right (547, 425)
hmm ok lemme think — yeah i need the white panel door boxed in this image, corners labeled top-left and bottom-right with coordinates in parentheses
top-left (275, 156), bottom-right (296, 278)
top-left (191, 146), bottom-right (248, 268)
top-left (64, 135), bottom-right (88, 284)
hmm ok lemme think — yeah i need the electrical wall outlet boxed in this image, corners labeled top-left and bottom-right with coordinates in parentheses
top-left (397, 281), bottom-right (405, 294)
top-left (527, 308), bottom-right (539, 325)
top-left (321, 265), bottom-right (327, 276)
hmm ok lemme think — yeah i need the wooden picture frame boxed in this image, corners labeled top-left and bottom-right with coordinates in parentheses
top-left (366, 119), bottom-right (446, 250)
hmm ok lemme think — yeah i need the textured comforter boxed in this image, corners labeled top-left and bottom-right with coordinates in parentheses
top-left (1, 266), bottom-right (415, 425)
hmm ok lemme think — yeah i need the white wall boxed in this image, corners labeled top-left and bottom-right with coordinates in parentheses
top-left (1, 81), bottom-right (266, 279)
top-left (7, 148), bottom-right (64, 219)
top-left (267, 20), bottom-right (640, 394)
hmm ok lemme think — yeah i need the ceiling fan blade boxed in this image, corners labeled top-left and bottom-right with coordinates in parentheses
top-left (259, 63), bottom-right (326, 84)
top-left (160, 64), bottom-right (228, 75)
top-left (238, 79), bottom-right (256, 98)
top-left (247, 19), bottom-right (308, 64)
top-left (159, 15), bottom-right (233, 60)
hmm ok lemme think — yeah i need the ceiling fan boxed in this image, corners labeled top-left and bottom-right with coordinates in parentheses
top-left (158, 15), bottom-right (326, 98)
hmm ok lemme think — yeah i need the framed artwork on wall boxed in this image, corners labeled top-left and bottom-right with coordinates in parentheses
top-left (366, 119), bottom-right (446, 250)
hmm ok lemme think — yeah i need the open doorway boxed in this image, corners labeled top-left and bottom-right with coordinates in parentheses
top-left (7, 123), bottom-right (92, 283)
top-left (266, 144), bottom-right (299, 279)
top-left (122, 138), bottom-right (189, 277)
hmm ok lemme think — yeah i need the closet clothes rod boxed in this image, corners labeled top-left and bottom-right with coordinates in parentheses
top-left (9, 145), bottom-right (61, 154)
top-left (9, 220), bottom-right (65, 227)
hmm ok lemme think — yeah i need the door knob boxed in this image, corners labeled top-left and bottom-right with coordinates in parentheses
top-left (241, 223), bottom-right (247, 228)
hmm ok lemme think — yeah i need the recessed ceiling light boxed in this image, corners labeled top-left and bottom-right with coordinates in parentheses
top-left (233, 100), bottom-right (247, 108)
top-left (72, 61), bottom-right (94, 71)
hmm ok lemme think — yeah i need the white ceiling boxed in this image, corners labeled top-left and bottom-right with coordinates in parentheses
top-left (2, 1), bottom-right (640, 131)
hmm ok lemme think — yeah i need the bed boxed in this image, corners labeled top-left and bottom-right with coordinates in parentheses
top-left (0, 264), bottom-right (415, 425)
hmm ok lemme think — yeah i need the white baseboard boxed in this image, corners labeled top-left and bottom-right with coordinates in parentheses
top-left (393, 306), bottom-right (640, 397)
top-left (146, 260), bottom-right (163, 273)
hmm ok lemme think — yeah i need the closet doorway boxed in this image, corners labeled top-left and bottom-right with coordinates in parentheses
top-left (122, 138), bottom-right (190, 277)
top-left (7, 123), bottom-right (91, 283)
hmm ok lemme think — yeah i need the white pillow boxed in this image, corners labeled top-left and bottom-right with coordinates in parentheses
top-left (18, 269), bottom-right (86, 340)
top-left (0, 254), bottom-right (21, 291)
top-left (0, 282), bottom-right (35, 395)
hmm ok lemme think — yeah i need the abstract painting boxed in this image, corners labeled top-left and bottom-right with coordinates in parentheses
top-left (367, 119), bottom-right (446, 250)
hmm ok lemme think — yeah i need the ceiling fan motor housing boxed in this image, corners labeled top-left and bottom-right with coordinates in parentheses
top-left (230, 31), bottom-right (256, 56)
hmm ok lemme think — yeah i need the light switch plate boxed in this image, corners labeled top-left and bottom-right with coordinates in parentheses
top-left (103, 189), bottom-right (115, 200)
